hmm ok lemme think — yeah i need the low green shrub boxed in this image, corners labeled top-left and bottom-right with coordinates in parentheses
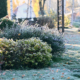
top-left (0, 26), bottom-right (65, 56)
top-left (0, 38), bottom-right (52, 69)
top-left (0, 18), bottom-right (16, 30)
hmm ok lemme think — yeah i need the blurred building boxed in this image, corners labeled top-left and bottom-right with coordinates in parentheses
top-left (13, 3), bottom-right (35, 19)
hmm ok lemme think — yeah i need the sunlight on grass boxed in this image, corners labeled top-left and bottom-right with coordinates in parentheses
top-left (65, 43), bottom-right (80, 47)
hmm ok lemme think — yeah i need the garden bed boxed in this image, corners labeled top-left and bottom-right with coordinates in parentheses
top-left (0, 30), bottom-right (80, 80)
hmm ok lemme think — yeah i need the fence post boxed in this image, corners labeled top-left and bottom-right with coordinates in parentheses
top-left (57, 0), bottom-right (59, 30)
top-left (57, 0), bottom-right (64, 33)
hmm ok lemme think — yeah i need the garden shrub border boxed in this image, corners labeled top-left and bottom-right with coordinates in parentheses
top-left (0, 26), bottom-right (65, 56)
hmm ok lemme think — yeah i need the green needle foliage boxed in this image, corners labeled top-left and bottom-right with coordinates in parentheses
top-left (0, 0), bottom-right (7, 18)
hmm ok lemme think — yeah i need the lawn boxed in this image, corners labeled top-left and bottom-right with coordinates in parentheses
top-left (0, 31), bottom-right (80, 80)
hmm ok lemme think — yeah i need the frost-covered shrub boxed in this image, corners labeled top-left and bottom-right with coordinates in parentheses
top-left (0, 38), bottom-right (17, 69)
top-left (0, 25), bottom-right (20, 39)
top-left (0, 26), bottom-right (65, 56)
top-left (0, 26), bottom-right (43, 40)
top-left (16, 38), bottom-right (52, 68)
top-left (40, 32), bottom-right (65, 55)
top-left (0, 38), bottom-right (52, 69)
top-left (21, 27), bottom-right (65, 55)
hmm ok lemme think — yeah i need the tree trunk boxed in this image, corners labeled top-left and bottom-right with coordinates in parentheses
top-left (39, 0), bottom-right (46, 16)
top-left (71, 0), bottom-right (74, 26)
top-left (10, 0), bottom-right (13, 20)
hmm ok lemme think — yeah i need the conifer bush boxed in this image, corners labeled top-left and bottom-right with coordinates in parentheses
top-left (0, 18), bottom-right (16, 30)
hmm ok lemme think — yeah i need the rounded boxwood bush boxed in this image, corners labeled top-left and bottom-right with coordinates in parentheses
top-left (0, 38), bottom-right (52, 69)
top-left (0, 18), bottom-right (16, 30)
top-left (16, 38), bottom-right (52, 68)
top-left (0, 38), bottom-right (17, 69)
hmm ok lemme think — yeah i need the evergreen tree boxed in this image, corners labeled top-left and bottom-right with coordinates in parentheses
top-left (0, 0), bottom-right (7, 18)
